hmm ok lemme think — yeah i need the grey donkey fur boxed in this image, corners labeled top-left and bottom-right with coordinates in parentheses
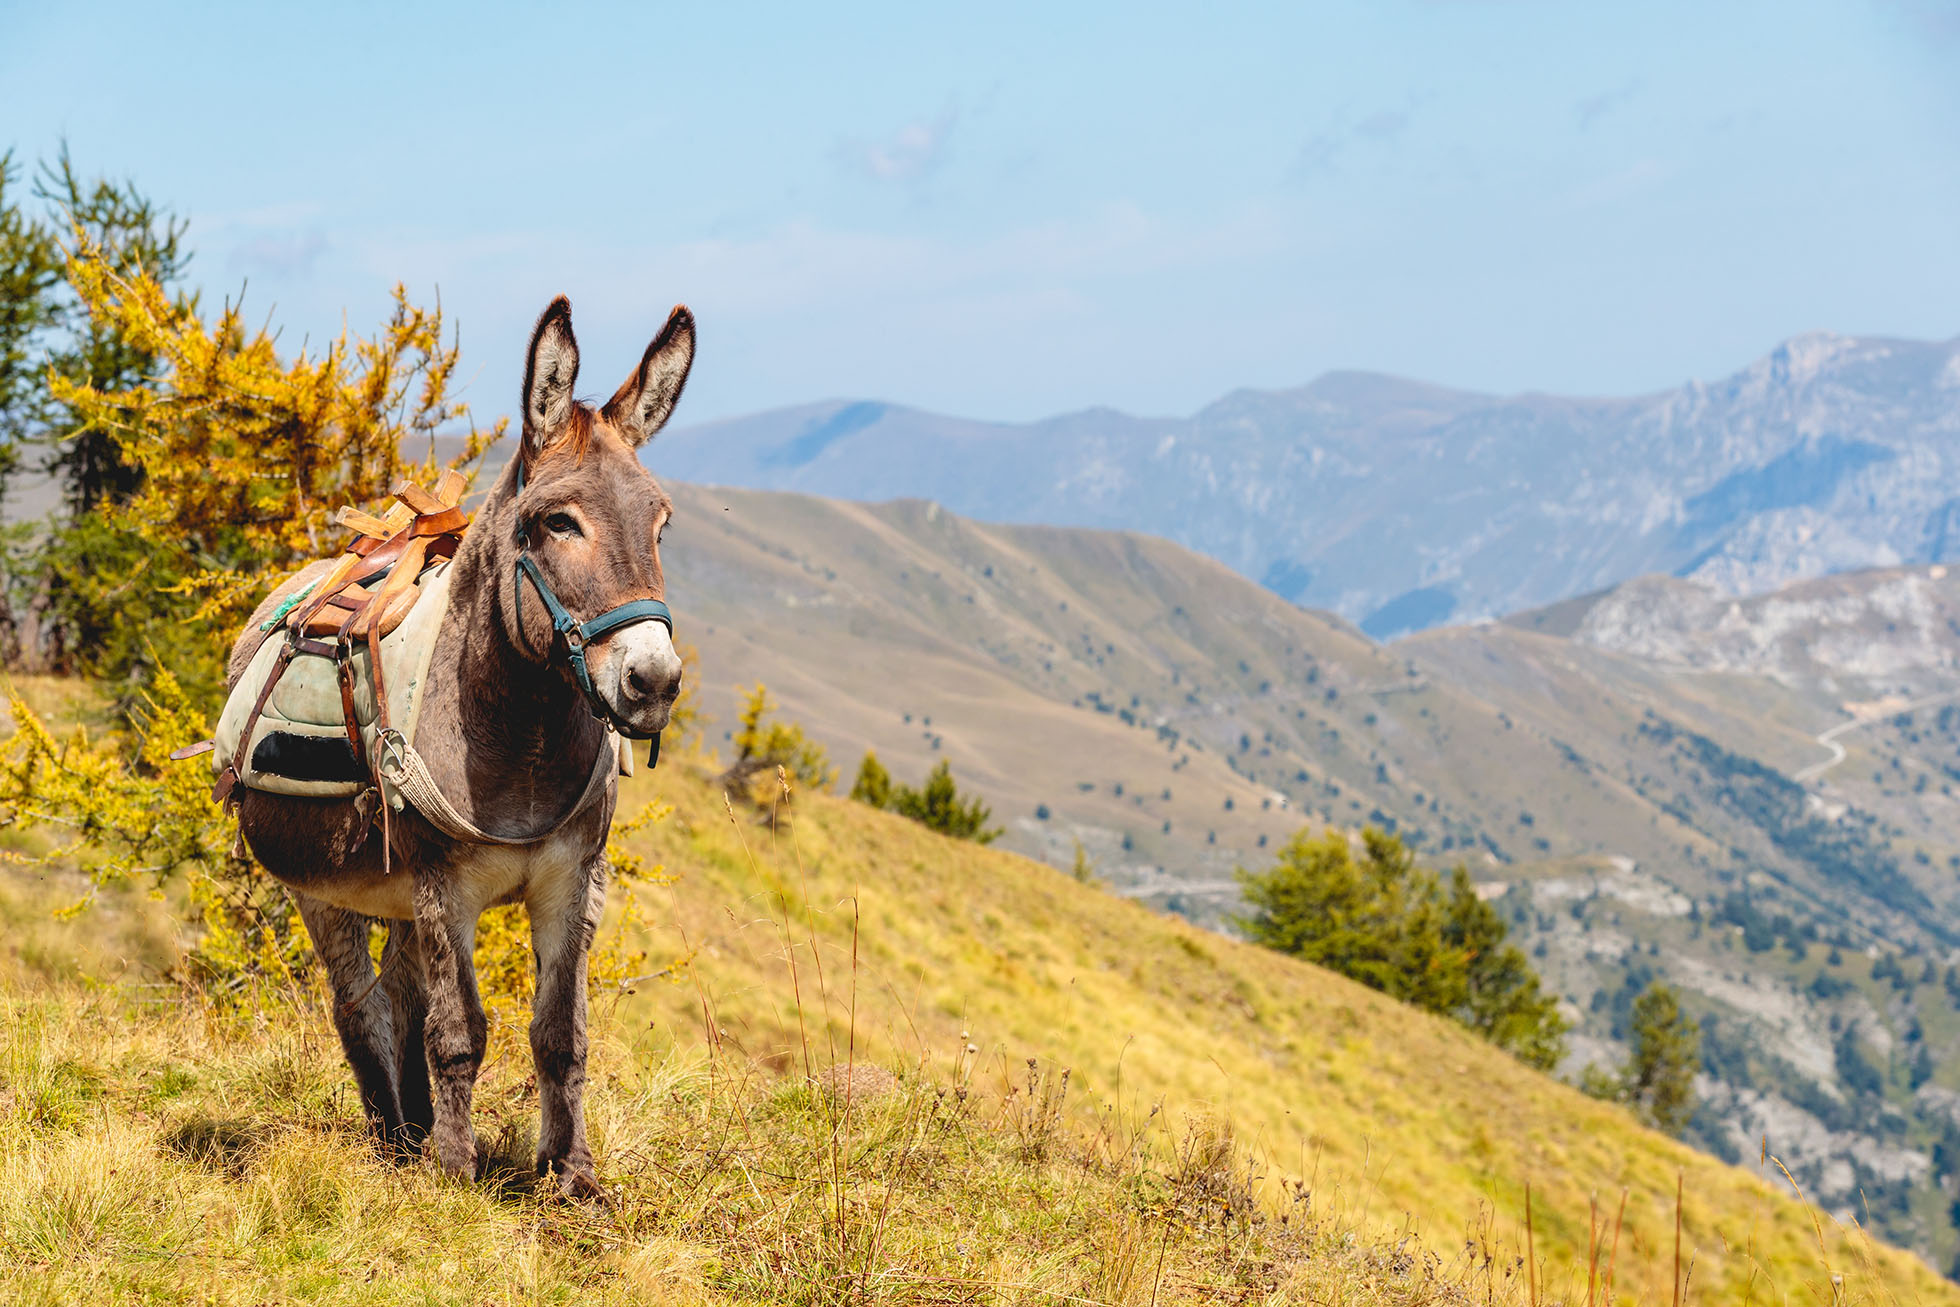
top-left (229, 297), bottom-right (693, 1197)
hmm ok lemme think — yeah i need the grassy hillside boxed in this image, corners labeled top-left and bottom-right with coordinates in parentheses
top-left (663, 481), bottom-right (1724, 915)
top-left (4, 750), bottom-right (1949, 1302)
top-left (658, 482), bottom-right (1960, 1267)
top-left (612, 759), bottom-right (1951, 1303)
top-left (663, 484), bottom-right (1957, 937)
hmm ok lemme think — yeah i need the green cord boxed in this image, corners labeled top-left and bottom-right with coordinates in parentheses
top-left (260, 580), bottom-right (317, 631)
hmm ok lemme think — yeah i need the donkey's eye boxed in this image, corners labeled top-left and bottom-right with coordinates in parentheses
top-left (544, 512), bottom-right (581, 538)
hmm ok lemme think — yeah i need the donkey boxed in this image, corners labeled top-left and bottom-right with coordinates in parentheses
top-left (228, 297), bottom-right (692, 1196)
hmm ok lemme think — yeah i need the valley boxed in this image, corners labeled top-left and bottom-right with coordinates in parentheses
top-left (660, 479), bottom-right (1960, 1272)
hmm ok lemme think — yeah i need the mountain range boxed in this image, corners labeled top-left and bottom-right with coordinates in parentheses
top-left (658, 331), bottom-right (1960, 636)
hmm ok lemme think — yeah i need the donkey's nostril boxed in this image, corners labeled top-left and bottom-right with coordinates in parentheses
top-left (626, 658), bottom-right (681, 702)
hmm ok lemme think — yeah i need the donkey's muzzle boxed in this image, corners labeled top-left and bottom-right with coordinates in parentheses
top-left (604, 621), bottom-right (684, 735)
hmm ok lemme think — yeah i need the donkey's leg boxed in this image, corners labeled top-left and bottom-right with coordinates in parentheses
top-left (527, 853), bottom-right (607, 1198)
top-left (292, 893), bottom-right (406, 1149)
top-left (379, 919), bottom-right (433, 1148)
top-left (412, 867), bottom-right (487, 1179)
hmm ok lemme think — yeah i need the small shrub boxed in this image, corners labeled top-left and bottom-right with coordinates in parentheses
top-left (852, 752), bottom-right (999, 844)
top-left (728, 683), bottom-right (834, 794)
top-left (1069, 840), bottom-right (1099, 885)
top-left (892, 761), bottom-right (999, 844)
top-left (849, 750), bottom-right (893, 809)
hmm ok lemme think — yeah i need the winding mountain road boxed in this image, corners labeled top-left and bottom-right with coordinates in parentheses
top-left (1794, 689), bottom-right (1960, 784)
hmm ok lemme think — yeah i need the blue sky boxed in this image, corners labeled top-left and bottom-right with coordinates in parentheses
top-left (4, 1), bottom-right (1958, 425)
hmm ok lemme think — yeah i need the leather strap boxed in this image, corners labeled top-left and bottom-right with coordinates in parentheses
top-left (513, 553), bottom-right (672, 743)
top-left (348, 505), bottom-right (468, 557)
top-left (336, 647), bottom-right (366, 772)
top-left (287, 505), bottom-right (462, 634)
top-left (356, 535), bottom-right (431, 641)
top-left (289, 528), bottom-right (420, 633)
top-left (366, 609), bottom-right (393, 881)
top-left (215, 640), bottom-right (297, 805)
top-left (333, 604), bottom-right (369, 775)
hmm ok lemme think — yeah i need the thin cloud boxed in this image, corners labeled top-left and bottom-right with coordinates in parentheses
top-left (1297, 128), bottom-right (1345, 176)
top-left (1575, 79), bottom-right (1640, 129)
top-left (229, 229), bottom-right (328, 276)
top-left (1294, 105), bottom-right (1412, 177)
top-left (838, 108), bottom-right (958, 183)
top-left (1354, 109), bottom-right (1410, 142)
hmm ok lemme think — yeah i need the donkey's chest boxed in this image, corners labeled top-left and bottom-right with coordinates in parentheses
top-left (446, 827), bottom-right (595, 919)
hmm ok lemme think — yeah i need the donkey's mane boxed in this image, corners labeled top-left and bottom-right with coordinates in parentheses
top-left (552, 403), bottom-right (600, 464)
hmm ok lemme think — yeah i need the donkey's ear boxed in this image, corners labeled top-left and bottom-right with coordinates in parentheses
top-left (522, 296), bottom-right (581, 458)
top-left (602, 305), bottom-right (695, 447)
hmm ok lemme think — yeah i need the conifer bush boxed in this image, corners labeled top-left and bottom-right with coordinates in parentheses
top-left (849, 750), bottom-right (999, 844)
top-left (1609, 981), bottom-right (1701, 1135)
top-left (726, 683), bottom-right (835, 798)
top-left (1235, 827), bottom-right (1568, 1069)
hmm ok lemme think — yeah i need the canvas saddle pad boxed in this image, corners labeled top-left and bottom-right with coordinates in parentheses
top-left (213, 560), bottom-right (454, 804)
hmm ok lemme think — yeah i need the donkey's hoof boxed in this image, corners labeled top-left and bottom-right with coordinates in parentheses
top-left (541, 1159), bottom-right (606, 1203)
top-left (423, 1132), bottom-right (478, 1183)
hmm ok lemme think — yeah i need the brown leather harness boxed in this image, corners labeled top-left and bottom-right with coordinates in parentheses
top-left (184, 479), bottom-right (471, 878)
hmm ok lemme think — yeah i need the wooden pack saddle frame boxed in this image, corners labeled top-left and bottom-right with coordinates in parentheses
top-left (198, 474), bottom-right (469, 873)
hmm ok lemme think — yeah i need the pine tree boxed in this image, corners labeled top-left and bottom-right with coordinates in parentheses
top-left (1442, 867), bottom-right (1568, 1070)
top-left (892, 759), bottom-right (999, 843)
top-left (33, 147), bottom-right (191, 512)
top-left (1236, 828), bottom-right (1567, 1069)
top-left (1624, 981), bottom-right (1700, 1135)
top-left (850, 750), bottom-right (893, 808)
top-left (850, 750), bottom-right (999, 843)
top-left (0, 152), bottom-right (64, 492)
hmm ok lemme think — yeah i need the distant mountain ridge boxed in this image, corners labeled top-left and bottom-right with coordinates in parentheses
top-left (657, 331), bottom-right (1960, 636)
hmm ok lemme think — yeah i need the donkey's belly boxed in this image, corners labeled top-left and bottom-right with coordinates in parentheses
top-left (241, 789), bottom-right (594, 922)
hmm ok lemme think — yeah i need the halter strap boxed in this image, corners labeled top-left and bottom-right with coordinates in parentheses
top-left (511, 459), bottom-right (673, 759)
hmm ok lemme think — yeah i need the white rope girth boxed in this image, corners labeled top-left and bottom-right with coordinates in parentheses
top-left (374, 727), bottom-right (620, 847)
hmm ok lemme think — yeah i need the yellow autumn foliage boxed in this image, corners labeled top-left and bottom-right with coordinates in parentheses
top-left (3, 240), bottom-right (672, 1006)
top-left (44, 240), bottom-right (497, 707)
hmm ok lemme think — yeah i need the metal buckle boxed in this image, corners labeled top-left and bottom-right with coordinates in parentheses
top-left (376, 726), bottom-right (410, 782)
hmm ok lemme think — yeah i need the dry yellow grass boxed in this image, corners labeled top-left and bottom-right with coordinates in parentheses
top-left (616, 757), bottom-right (1959, 1305)
top-left (0, 745), bottom-right (1952, 1303)
top-left (1, 867), bottom-right (1486, 1305)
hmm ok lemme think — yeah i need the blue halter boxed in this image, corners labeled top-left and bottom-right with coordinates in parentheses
top-left (513, 461), bottom-right (673, 767)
